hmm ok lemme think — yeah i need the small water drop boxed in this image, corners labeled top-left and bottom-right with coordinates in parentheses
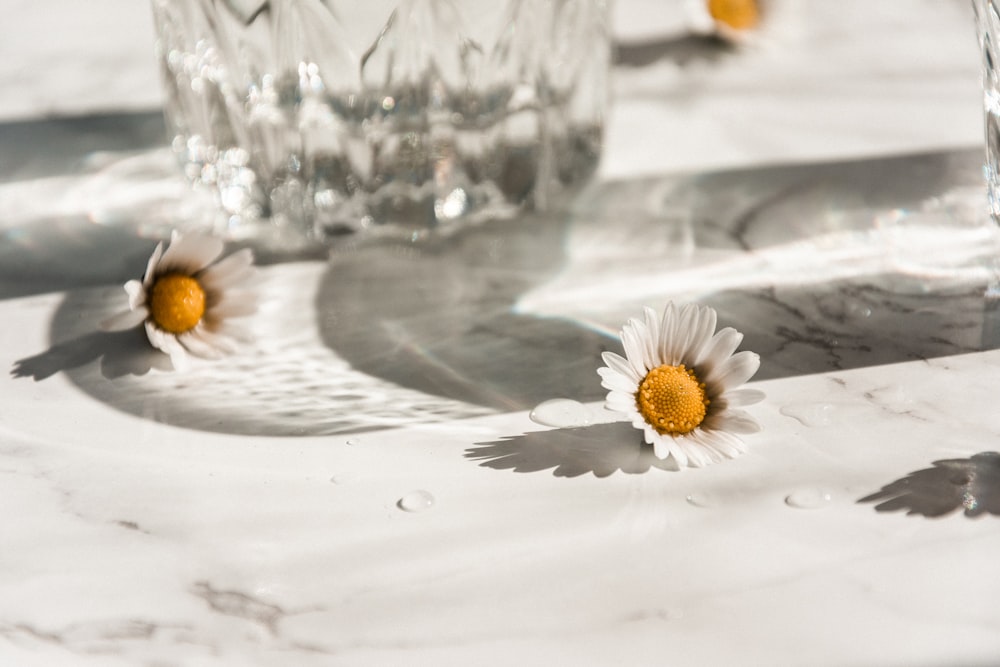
top-left (784, 488), bottom-right (833, 509)
top-left (397, 490), bottom-right (435, 512)
top-left (330, 473), bottom-right (355, 485)
top-left (346, 438), bottom-right (360, 446)
top-left (685, 493), bottom-right (722, 509)
top-left (529, 399), bottom-right (593, 428)
top-left (780, 402), bottom-right (835, 427)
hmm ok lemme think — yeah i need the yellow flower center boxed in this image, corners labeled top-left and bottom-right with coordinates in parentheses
top-left (636, 364), bottom-right (710, 435)
top-left (149, 273), bottom-right (206, 334)
top-left (707, 0), bottom-right (759, 31)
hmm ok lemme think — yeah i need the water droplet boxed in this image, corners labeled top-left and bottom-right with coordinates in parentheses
top-left (685, 493), bottom-right (722, 508)
top-left (397, 490), bottom-right (435, 512)
top-left (330, 473), bottom-right (355, 485)
top-left (784, 488), bottom-right (833, 509)
top-left (780, 402), bottom-right (835, 427)
top-left (346, 438), bottom-right (360, 446)
top-left (529, 399), bottom-right (593, 428)
top-left (962, 491), bottom-right (979, 511)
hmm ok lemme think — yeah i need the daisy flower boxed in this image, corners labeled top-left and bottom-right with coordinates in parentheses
top-left (102, 231), bottom-right (258, 365)
top-left (686, 0), bottom-right (763, 45)
top-left (597, 302), bottom-right (764, 468)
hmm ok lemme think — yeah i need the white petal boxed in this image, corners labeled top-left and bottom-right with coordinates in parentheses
top-left (719, 387), bottom-right (766, 407)
top-left (633, 317), bottom-right (656, 369)
top-left (687, 433), bottom-right (719, 461)
top-left (675, 436), bottom-right (709, 467)
top-left (601, 351), bottom-right (641, 384)
top-left (125, 280), bottom-right (147, 309)
top-left (664, 302), bottom-right (696, 365)
top-left (642, 306), bottom-right (662, 367)
top-left (198, 248), bottom-right (256, 289)
top-left (201, 319), bottom-right (254, 344)
top-left (681, 304), bottom-right (718, 364)
top-left (177, 328), bottom-right (225, 358)
top-left (606, 390), bottom-right (638, 414)
top-left (598, 367), bottom-right (639, 393)
top-left (703, 430), bottom-right (748, 458)
top-left (206, 286), bottom-right (258, 309)
top-left (144, 321), bottom-right (185, 360)
top-left (644, 426), bottom-right (668, 451)
top-left (671, 302), bottom-right (705, 366)
top-left (100, 308), bottom-right (148, 331)
top-left (654, 431), bottom-right (687, 466)
top-left (670, 438), bottom-right (699, 468)
top-left (705, 351), bottom-right (760, 393)
top-left (621, 319), bottom-right (652, 374)
top-left (683, 429), bottom-right (740, 465)
top-left (207, 297), bottom-right (258, 319)
top-left (657, 302), bottom-right (680, 365)
top-left (142, 242), bottom-right (164, 287)
top-left (202, 329), bottom-right (241, 354)
top-left (700, 437), bottom-right (729, 463)
top-left (704, 409), bottom-right (761, 434)
top-left (695, 327), bottom-right (743, 375)
top-left (651, 436), bottom-right (671, 460)
top-left (158, 232), bottom-right (225, 275)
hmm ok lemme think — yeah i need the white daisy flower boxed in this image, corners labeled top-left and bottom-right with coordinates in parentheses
top-left (102, 231), bottom-right (258, 366)
top-left (597, 302), bottom-right (764, 468)
top-left (686, 0), bottom-right (764, 45)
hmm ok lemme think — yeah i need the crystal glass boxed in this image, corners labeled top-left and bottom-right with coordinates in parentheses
top-left (150, 0), bottom-right (610, 244)
top-left (975, 0), bottom-right (1000, 220)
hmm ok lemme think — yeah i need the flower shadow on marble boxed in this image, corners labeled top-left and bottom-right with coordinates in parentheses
top-left (858, 452), bottom-right (1000, 518)
top-left (465, 422), bottom-right (680, 477)
top-left (11, 327), bottom-right (173, 380)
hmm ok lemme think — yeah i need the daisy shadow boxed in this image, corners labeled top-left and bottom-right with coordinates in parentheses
top-left (12, 327), bottom-right (172, 381)
top-left (465, 422), bottom-right (680, 478)
top-left (858, 452), bottom-right (1000, 518)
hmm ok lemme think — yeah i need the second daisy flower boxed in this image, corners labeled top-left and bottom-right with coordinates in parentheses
top-left (597, 302), bottom-right (764, 468)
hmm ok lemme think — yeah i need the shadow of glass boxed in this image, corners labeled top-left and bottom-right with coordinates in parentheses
top-left (0, 215), bottom-right (166, 301)
top-left (858, 452), bottom-right (1000, 518)
top-left (0, 111), bottom-right (166, 183)
top-left (315, 213), bottom-right (616, 412)
top-left (12, 328), bottom-right (172, 380)
top-left (465, 421), bottom-right (678, 477)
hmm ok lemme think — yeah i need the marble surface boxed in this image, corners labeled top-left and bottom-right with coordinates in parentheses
top-left (3, 1), bottom-right (1000, 665)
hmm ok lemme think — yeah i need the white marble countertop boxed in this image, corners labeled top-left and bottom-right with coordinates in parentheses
top-left (3, 1), bottom-right (1000, 666)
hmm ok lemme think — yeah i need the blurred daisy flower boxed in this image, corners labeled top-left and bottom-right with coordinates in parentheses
top-left (597, 302), bottom-right (764, 468)
top-left (102, 231), bottom-right (258, 366)
top-left (686, 0), bottom-right (763, 44)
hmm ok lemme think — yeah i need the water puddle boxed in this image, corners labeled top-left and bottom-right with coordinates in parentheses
top-left (529, 399), bottom-right (594, 428)
top-left (784, 488), bottom-right (834, 509)
top-left (779, 403), bottom-right (836, 427)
